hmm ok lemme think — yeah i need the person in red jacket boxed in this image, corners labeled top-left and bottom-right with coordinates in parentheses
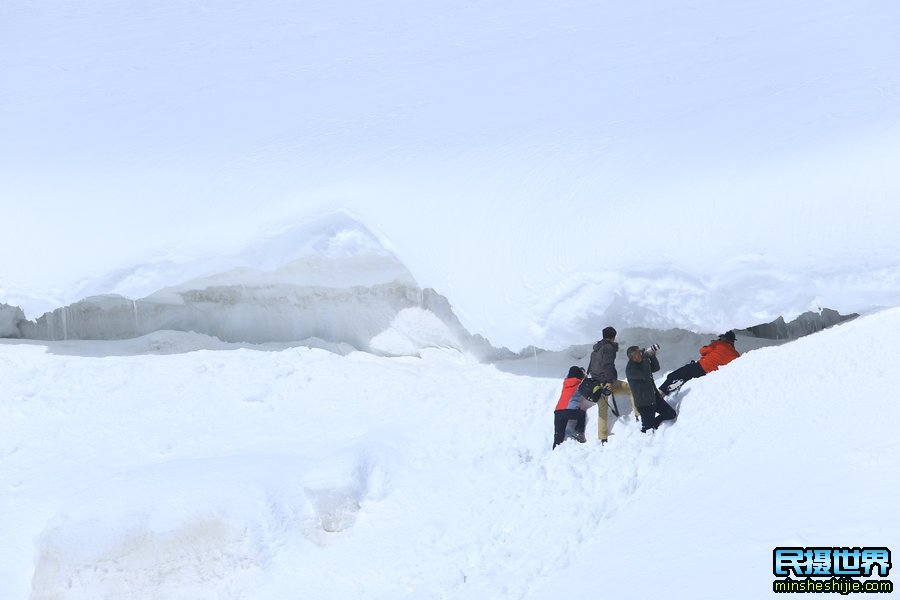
top-left (553, 366), bottom-right (589, 449)
top-left (658, 331), bottom-right (740, 396)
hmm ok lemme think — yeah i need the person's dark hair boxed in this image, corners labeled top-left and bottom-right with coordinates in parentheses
top-left (567, 366), bottom-right (586, 379)
top-left (626, 346), bottom-right (641, 359)
top-left (602, 326), bottom-right (617, 339)
top-left (720, 330), bottom-right (736, 343)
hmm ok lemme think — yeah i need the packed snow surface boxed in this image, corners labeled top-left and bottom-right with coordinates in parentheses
top-left (2, 308), bottom-right (898, 599)
top-left (3, 0), bottom-right (900, 349)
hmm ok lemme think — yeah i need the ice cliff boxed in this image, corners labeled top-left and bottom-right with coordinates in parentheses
top-left (3, 213), bottom-right (508, 359)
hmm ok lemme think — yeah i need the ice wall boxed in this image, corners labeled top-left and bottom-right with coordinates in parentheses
top-left (0, 211), bottom-right (866, 357)
top-left (17, 285), bottom-right (501, 357)
top-left (10, 214), bottom-right (510, 359)
top-left (742, 308), bottom-right (858, 339)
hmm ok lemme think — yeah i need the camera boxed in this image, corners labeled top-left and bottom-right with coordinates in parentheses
top-left (646, 343), bottom-right (660, 353)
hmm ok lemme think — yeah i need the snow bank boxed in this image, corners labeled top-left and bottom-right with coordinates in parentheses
top-left (30, 449), bottom-right (397, 600)
top-left (530, 261), bottom-right (891, 349)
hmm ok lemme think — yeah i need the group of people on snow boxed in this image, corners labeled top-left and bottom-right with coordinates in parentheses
top-left (552, 327), bottom-right (741, 449)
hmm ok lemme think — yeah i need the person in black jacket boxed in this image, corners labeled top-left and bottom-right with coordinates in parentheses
top-left (587, 326), bottom-right (619, 443)
top-left (587, 326), bottom-right (619, 382)
top-left (625, 345), bottom-right (676, 433)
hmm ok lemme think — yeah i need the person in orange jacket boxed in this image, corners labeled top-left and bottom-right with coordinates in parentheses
top-left (658, 331), bottom-right (740, 396)
top-left (553, 366), bottom-right (589, 449)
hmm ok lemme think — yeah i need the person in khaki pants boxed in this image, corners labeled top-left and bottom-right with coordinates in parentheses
top-left (587, 326), bottom-right (619, 443)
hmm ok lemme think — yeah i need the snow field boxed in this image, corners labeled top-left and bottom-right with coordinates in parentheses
top-left (3, 307), bottom-right (899, 599)
top-left (0, 337), bottom-right (695, 599)
top-left (0, 342), bottom-right (537, 598)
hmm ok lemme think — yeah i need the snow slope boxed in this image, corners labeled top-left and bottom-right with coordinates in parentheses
top-left (3, 0), bottom-right (900, 349)
top-left (2, 307), bottom-right (897, 599)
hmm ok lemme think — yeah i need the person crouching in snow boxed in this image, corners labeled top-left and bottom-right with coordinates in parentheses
top-left (625, 346), bottom-right (676, 433)
top-left (658, 330), bottom-right (740, 397)
top-left (553, 366), bottom-right (589, 449)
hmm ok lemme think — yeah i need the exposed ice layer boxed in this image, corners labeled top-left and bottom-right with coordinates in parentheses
top-left (11, 212), bottom-right (511, 358)
top-left (743, 308), bottom-right (858, 339)
top-left (18, 285), bottom-right (504, 359)
top-left (0, 304), bottom-right (25, 338)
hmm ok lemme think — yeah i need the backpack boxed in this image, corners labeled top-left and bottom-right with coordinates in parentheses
top-left (577, 377), bottom-right (609, 403)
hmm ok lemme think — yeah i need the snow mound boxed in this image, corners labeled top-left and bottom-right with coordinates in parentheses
top-left (531, 261), bottom-right (898, 349)
top-left (8, 213), bottom-right (509, 359)
top-left (31, 447), bottom-right (397, 600)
